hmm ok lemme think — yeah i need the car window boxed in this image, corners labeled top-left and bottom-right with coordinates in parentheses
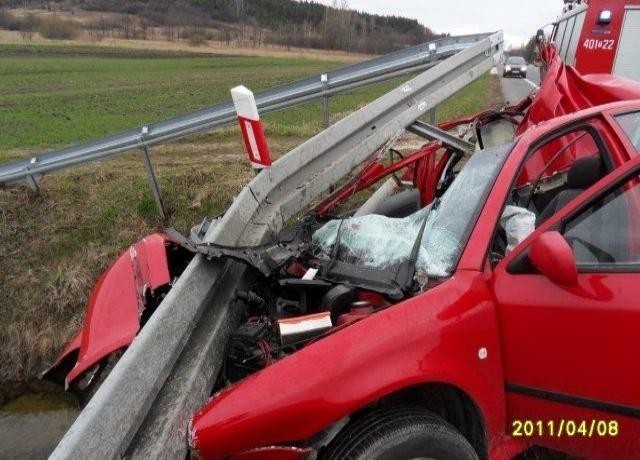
top-left (490, 126), bottom-right (608, 265)
top-left (517, 129), bottom-right (600, 185)
top-left (511, 127), bottom-right (606, 224)
top-left (507, 57), bottom-right (526, 65)
top-left (561, 174), bottom-right (640, 269)
top-left (615, 111), bottom-right (640, 152)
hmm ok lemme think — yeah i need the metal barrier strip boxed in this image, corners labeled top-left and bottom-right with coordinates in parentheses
top-left (0, 33), bottom-right (492, 186)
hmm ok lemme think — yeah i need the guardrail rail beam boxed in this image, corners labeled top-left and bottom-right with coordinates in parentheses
top-left (0, 34), bottom-right (493, 188)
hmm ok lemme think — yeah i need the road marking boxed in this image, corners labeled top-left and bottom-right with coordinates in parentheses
top-left (524, 78), bottom-right (539, 89)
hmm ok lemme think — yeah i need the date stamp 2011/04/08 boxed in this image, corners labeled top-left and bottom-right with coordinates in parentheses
top-left (512, 420), bottom-right (619, 438)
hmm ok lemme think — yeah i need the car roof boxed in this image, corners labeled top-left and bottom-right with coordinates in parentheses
top-left (529, 99), bottom-right (640, 131)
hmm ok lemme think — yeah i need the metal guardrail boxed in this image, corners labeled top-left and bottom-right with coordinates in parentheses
top-left (0, 33), bottom-right (491, 198)
top-left (51, 31), bottom-right (504, 459)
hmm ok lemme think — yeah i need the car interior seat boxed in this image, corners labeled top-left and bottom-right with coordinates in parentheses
top-left (536, 156), bottom-right (603, 227)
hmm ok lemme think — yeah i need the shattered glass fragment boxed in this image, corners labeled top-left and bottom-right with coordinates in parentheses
top-left (312, 143), bottom-right (513, 278)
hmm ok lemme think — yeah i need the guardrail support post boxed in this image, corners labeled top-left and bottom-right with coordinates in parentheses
top-left (26, 175), bottom-right (40, 193)
top-left (140, 146), bottom-right (166, 220)
top-left (428, 108), bottom-right (437, 125)
top-left (26, 157), bottom-right (40, 193)
top-left (321, 73), bottom-right (330, 128)
top-left (323, 96), bottom-right (330, 128)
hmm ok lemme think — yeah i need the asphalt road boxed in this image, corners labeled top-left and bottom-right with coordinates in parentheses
top-left (497, 64), bottom-right (541, 105)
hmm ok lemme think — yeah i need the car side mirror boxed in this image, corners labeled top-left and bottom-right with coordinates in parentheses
top-left (529, 231), bottom-right (578, 285)
top-left (536, 29), bottom-right (545, 43)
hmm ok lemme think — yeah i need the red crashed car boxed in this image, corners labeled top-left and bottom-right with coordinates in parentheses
top-left (46, 51), bottom-right (640, 458)
top-left (188, 100), bottom-right (640, 459)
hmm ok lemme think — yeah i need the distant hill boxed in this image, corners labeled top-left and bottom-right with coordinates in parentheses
top-left (5, 0), bottom-right (442, 54)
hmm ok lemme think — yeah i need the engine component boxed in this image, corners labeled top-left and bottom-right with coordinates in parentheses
top-left (278, 312), bottom-right (332, 347)
top-left (337, 302), bottom-right (375, 327)
top-left (226, 321), bottom-right (272, 382)
top-left (236, 290), bottom-right (266, 310)
top-left (320, 285), bottom-right (357, 321)
top-left (276, 278), bottom-right (334, 317)
top-left (276, 298), bottom-right (304, 317)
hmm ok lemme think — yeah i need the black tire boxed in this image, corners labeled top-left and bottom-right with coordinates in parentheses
top-left (323, 406), bottom-right (479, 460)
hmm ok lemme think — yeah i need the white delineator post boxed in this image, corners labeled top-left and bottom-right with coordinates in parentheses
top-left (231, 85), bottom-right (272, 173)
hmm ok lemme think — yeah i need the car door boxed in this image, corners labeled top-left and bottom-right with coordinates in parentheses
top-left (491, 155), bottom-right (640, 458)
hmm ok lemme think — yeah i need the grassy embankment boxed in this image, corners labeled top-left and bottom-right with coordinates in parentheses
top-left (0, 44), bottom-right (504, 383)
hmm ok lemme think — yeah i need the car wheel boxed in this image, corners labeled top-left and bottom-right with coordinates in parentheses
top-left (323, 406), bottom-right (479, 460)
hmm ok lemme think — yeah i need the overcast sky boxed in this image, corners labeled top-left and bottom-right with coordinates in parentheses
top-left (310, 0), bottom-right (562, 47)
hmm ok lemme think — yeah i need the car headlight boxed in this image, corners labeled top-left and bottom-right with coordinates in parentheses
top-left (521, 66), bottom-right (527, 72)
top-left (505, 65), bottom-right (511, 71)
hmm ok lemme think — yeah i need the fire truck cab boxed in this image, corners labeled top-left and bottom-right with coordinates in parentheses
top-left (551, 0), bottom-right (640, 80)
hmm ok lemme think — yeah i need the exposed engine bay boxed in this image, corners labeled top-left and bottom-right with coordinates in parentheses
top-left (222, 278), bottom-right (388, 383)
top-left (164, 109), bottom-right (523, 385)
top-left (168, 201), bottom-right (415, 384)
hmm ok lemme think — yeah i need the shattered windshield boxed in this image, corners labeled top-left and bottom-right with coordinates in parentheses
top-left (313, 143), bottom-right (513, 278)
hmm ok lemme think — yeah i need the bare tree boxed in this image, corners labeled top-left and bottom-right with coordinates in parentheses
top-left (234, 0), bottom-right (245, 45)
top-left (233, 0), bottom-right (245, 19)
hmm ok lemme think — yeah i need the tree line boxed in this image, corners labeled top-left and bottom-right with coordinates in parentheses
top-left (0, 0), bottom-right (441, 54)
top-left (507, 36), bottom-right (538, 62)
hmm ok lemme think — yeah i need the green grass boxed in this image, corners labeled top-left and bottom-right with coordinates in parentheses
top-left (436, 73), bottom-right (501, 123)
top-left (0, 44), bottom-right (504, 383)
top-left (0, 47), bottom-right (401, 153)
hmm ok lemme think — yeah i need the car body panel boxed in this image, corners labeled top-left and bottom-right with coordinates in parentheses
top-left (493, 153), bottom-right (640, 457)
top-left (43, 234), bottom-right (172, 387)
top-left (190, 271), bottom-right (506, 458)
top-left (518, 44), bottom-right (640, 137)
top-left (190, 100), bottom-right (640, 459)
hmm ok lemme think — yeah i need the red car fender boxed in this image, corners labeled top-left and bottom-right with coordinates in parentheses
top-left (43, 234), bottom-right (172, 388)
top-left (190, 270), bottom-right (507, 459)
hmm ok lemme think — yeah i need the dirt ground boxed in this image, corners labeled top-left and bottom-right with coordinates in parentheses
top-left (1, 6), bottom-right (369, 62)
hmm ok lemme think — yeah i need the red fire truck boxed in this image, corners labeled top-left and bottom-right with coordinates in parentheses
top-left (551, 0), bottom-right (640, 79)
